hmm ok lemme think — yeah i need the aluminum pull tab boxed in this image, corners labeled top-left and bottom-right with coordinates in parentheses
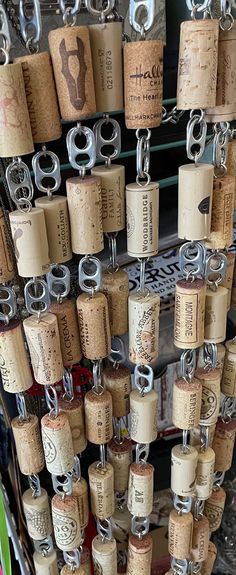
top-left (131, 516), bottom-right (150, 538)
top-left (6, 159), bottom-right (34, 212)
top-left (24, 278), bottom-right (50, 319)
top-left (179, 241), bottom-right (206, 280)
top-left (130, 0), bottom-right (155, 36)
top-left (93, 117), bottom-right (121, 165)
top-left (66, 123), bottom-right (96, 175)
top-left (85, 0), bottom-right (115, 22)
top-left (186, 110), bottom-right (207, 163)
top-left (19, 0), bottom-right (42, 52)
top-left (78, 256), bottom-right (102, 294)
top-left (32, 148), bottom-right (61, 196)
top-left (0, 3), bottom-right (11, 64)
top-left (0, 286), bottom-right (17, 324)
top-left (47, 265), bottom-right (70, 301)
top-left (97, 518), bottom-right (112, 541)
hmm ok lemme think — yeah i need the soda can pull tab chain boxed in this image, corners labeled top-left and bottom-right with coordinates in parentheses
top-left (213, 470), bottom-right (225, 488)
top-left (62, 368), bottom-right (74, 401)
top-left (186, 0), bottom-right (212, 19)
top-left (135, 443), bottom-right (150, 464)
top-left (16, 392), bottom-right (28, 421)
top-left (73, 455), bottom-right (81, 481)
top-left (213, 122), bottom-right (230, 177)
top-left (180, 349), bottom-right (196, 381)
top-left (186, 110), bottom-right (207, 164)
top-left (52, 472), bottom-right (73, 497)
top-left (200, 425), bottom-right (209, 451)
top-left (28, 474), bottom-right (41, 498)
top-left (6, 159), bottom-right (34, 213)
top-left (94, 117), bottom-right (121, 165)
top-left (194, 498), bottom-right (205, 519)
top-left (173, 494), bottom-right (192, 515)
top-left (0, 286), bottom-right (17, 325)
top-left (134, 364), bottom-right (153, 395)
top-left (131, 516), bottom-right (150, 539)
top-left (66, 123), bottom-right (96, 175)
top-left (179, 242), bottom-right (205, 280)
top-left (130, 0), bottom-right (155, 37)
top-left (32, 148), bottom-right (61, 197)
top-left (97, 518), bottom-right (112, 541)
top-left (108, 336), bottom-right (126, 368)
top-left (0, 3), bottom-right (11, 64)
top-left (136, 129), bottom-right (151, 187)
top-left (19, 0), bottom-right (42, 52)
top-left (106, 232), bottom-right (119, 272)
top-left (34, 537), bottom-right (54, 557)
top-left (63, 549), bottom-right (81, 569)
top-left (221, 395), bottom-right (235, 423)
top-left (45, 385), bottom-right (59, 419)
top-left (220, 0), bottom-right (234, 30)
top-left (203, 342), bottom-right (217, 369)
top-left (171, 558), bottom-right (189, 575)
top-left (24, 278), bottom-right (50, 320)
top-left (47, 265), bottom-right (70, 302)
top-left (85, 0), bottom-right (115, 22)
top-left (79, 256), bottom-right (101, 295)
top-left (205, 251), bottom-right (227, 288)
top-left (92, 359), bottom-right (104, 395)
top-left (59, 0), bottom-right (81, 26)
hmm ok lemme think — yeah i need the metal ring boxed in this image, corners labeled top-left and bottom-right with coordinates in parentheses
top-left (131, 516), bottom-right (150, 538)
top-left (186, 0), bottom-right (211, 12)
top-left (108, 336), bottom-right (126, 367)
top-left (97, 518), bottom-right (112, 541)
top-left (0, 286), bottom-right (17, 324)
top-left (62, 368), bottom-right (74, 401)
top-left (32, 148), bottom-right (61, 194)
top-left (134, 364), bottom-right (153, 395)
top-left (28, 474), bottom-right (41, 498)
top-left (45, 385), bottom-right (59, 418)
top-left (136, 173), bottom-right (151, 187)
top-left (85, 0), bottom-right (115, 20)
top-left (24, 278), bottom-right (50, 317)
top-left (47, 265), bottom-right (70, 300)
top-left (129, 0), bottom-right (155, 34)
top-left (16, 392), bottom-right (28, 421)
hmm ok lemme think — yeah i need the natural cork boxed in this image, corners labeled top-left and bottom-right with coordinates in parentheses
top-left (172, 377), bottom-right (202, 430)
top-left (76, 292), bottom-right (111, 360)
top-left (51, 494), bottom-right (81, 551)
top-left (195, 446), bottom-right (215, 500)
top-left (128, 462), bottom-right (154, 517)
top-left (102, 269), bottom-right (129, 336)
top-left (66, 175), bottom-right (103, 255)
top-left (23, 312), bottom-right (64, 386)
top-left (110, 506), bottom-right (131, 543)
top-left (103, 365), bottom-right (131, 418)
top-left (0, 319), bottom-right (32, 393)
top-left (127, 533), bottom-right (152, 575)
top-left (48, 26), bottom-right (96, 121)
top-left (174, 278), bottom-right (206, 349)
top-left (91, 165), bottom-right (125, 233)
top-left (12, 414), bottom-right (45, 475)
top-left (33, 550), bottom-right (59, 575)
top-left (108, 438), bottom-right (132, 493)
top-left (168, 510), bottom-right (193, 560)
top-left (221, 252), bottom-right (235, 310)
top-left (204, 487), bottom-right (226, 532)
top-left (226, 139), bottom-right (236, 209)
top-left (177, 19), bottom-right (218, 110)
top-left (0, 63), bottom-right (34, 157)
top-left (72, 477), bottom-right (89, 529)
top-left (231, 255), bottom-right (236, 311)
top-left (204, 286), bottom-right (228, 344)
top-left (171, 444), bottom-right (198, 497)
top-left (130, 389), bottom-right (158, 444)
top-left (50, 299), bottom-right (82, 367)
top-left (201, 541), bottom-right (217, 575)
top-left (0, 209), bottom-right (14, 283)
top-left (221, 339), bottom-right (236, 397)
top-left (89, 21), bottom-right (123, 113)
top-left (212, 419), bottom-right (236, 472)
top-left (195, 368), bottom-right (221, 426)
top-left (15, 52), bottom-right (61, 143)
top-left (178, 164), bottom-right (213, 241)
top-left (9, 208), bottom-right (50, 278)
top-left (129, 292), bottom-right (160, 364)
top-left (61, 566), bottom-right (85, 575)
top-left (126, 182), bottom-right (159, 258)
top-left (124, 40), bottom-right (163, 129)
top-left (84, 389), bottom-right (113, 445)
top-left (191, 516), bottom-right (209, 562)
top-left (88, 461), bottom-right (115, 519)
top-left (205, 176), bottom-right (234, 250)
top-left (59, 397), bottom-right (87, 455)
top-left (22, 488), bottom-right (52, 541)
top-left (205, 24), bottom-right (236, 123)
top-left (41, 412), bottom-right (74, 475)
top-left (35, 196), bottom-right (72, 264)
top-left (92, 536), bottom-right (117, 575)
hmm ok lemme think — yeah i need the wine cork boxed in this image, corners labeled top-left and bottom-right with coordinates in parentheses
top-left (84, 389), bottom-right (113, 445)
top-left (58, 397), bottom-right (87, 455)
top-left (108, 438), bottom-right (132, 493)
top-left (0, 63), bottom-right (34, 157)
top-left (124, 40), bottom-right (163, 129)
top-left (168, 510), bottom-right (193, 560)
top-left (174, 278), bottom-right (206, 349)
top-left (23, 312), bottom-right (64, 386)
top-left (0, 209), bottom-right (14, 283)
top-left (61, 566), bottom-right (85, 575)
top-left (205, 24), bottom-right (236, 123)
top-left (22, 488), bottom-right (52, 540)
top-left (48, 26), bottom-right (96, 121)
top-left (49, 299), bottom-right (82, 367)
top-left (92, 536), bottom-right (117, 575)
top-left (126, 182), bottom-right (159, 258)
top-left (201, 541), bottom-right (217, 575)
top-left (231, 257), bottom-right (236, 310)
top-left (222, 252), bottom-right (235, 310)
top-left (0, 319), bottom-right (32, 393)
top-left (66, 176), bottom-right (103, 255)
top-left (88, 461), bottom-right (115, 519)
top-left (9, 208), bottom-right (50, 278)
top-left (72, 477), bottom-right (89, 529)
top-left (177, 20), bottom-right (218, 110)
top-left (172, 378), bottom-right (202, 430)
top-left (191, 516), bottom-right (209, 562)
top-left (91, 165), bottom-right (125, 233)
top-left (89, 21), bottom-right (123, 113)
top-left (204, 286), bottom-right (228, 344)
top-left (111, 507), bottom-right (131, 543)
top-left (212, 419), bottom-right (236, 472)
top-left (197, 343), bottom-right (225, 375)
top-left (35, 196), bottom-right (72, 264)
top-left (52, 494), bottom-right (81, 551)
top-left (15, 52), bottom-right (61, 143)
top-left (127, 533), bottom-right (152, 575)
top-left (102, 269), bottom-right (129, 336)
top-left (127, 462), bottom-right (154, 517)
top-left (103, 366), bottom-right (131, 418)
top-left (204, 487), bottom-right (226, 532)
top-left (33, 550), bottom-right (59, 575)
top-left (171, 444), bottom-right (198, 497)
top-left (76, 292), bottom-right (111, 360)
top-left (195, 368), bottom-right (221, 425)
top-left (178, 164), bottom-right (213, 240)
top-left (81, 548), bottom-right (91, 575)
top-left (195, 447), bottom-right (215, 500)
top-left (190, 425), bottom-right (216, 450)
top-left (226, 139), bottom-right (236, 209)
top-left (41, 412), bottom-right (74, 475)
top-left (205, 176), bottom-right (234, 250)
top-left (130, 389), bottom-right (158, 444)
top-left (129, 292), bottom-right (160, 364)
top-left (11, 414), bottom-right (45, 475)
top-left (221, 339), bottom-right (236, 396)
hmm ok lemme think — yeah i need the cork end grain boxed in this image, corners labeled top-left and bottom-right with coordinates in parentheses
top-left (41, 412), bottom-right (68, 431)
top-left (52, 494), bottom-right (76, 512)
top-left (129, 533), bottom-right (152, 553)
top-left (195, 367), bottom-right (221, 381)
top-left (130, 462), bottom-right (154, 477)
top-left (108, 437), bottom-right (132, 454)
